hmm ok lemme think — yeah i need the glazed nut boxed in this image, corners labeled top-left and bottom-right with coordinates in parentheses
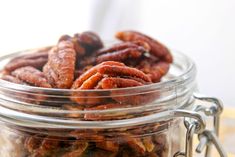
top-left (71, 61), bottom-right (151, 105)
top-left (116, 30), bottom-right (173, 63)
top-left (76, 31), bottom-right (103, 52)
top-left (95, 41), bottom-right (149, 64)
top-left (12, 66), bottom-right (51, 88)
top-left (1, 74), bottom-right (26, 85)
top-left (59, 31), bottom-right (103, 56)
top-left (62, 141), bottom-right (88, 157)
top-left (96, 141), bottom-right (119, 152)
top-left (4, 47), bottom-right (51, 72)
top-left (43, 40), bottom-right (76, 89)
top-left (137, 60), bottom-right (170, 83)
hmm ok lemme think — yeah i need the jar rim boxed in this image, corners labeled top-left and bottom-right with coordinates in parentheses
top-left (0, 48), bottom-right (196, 95)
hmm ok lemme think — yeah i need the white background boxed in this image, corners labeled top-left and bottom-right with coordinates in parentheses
top-left (0, 0), bottom-right (234, 106)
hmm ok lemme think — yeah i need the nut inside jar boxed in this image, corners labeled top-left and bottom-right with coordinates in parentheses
top-left (0, 30), bottom-right (195, 157)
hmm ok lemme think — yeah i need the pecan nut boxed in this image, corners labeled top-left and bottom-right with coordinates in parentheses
top-left (62, 141), bottom-right (88, 157)
top-left (4, 46), bottom-right (51, 72)
top-left (71, 61), bottom-right (151, 106)
top-left (12, 66), bottom-right (51, 88)
top-left (116, 30), bottom-right (173, 63)
top-left (43, 40), bottom-right (76, 88)
top-left (59, 31), bottom-right (103, 57)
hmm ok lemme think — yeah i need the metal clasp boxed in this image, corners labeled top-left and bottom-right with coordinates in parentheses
top-left (174, 93), bottom-right (227, 157)
top-left (194, 94), bottom-right (227, 157)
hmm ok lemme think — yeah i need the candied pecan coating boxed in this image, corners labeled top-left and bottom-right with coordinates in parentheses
top-left (43, 40), bottom-right (76, 88)
top-left (96, 47), bottom-right (143, 64)
top-left (99, 77), bottom-right (143, 89)
top-left (116, 31), bottom-right (173, 63)
top-left (1, 74), bottom-right (26, 84)
top-left (96, 141), bottom-right (119, 152)
top-left (80, 41), bottom-right (149, 66)
top-left (124, 136), bottom-right (146, 155)
top-left (62, 141), bottom-right (88, 157)
top-left (72, 61), bottom-right (125, 89)
top-left (76, 31), bottom-right (103, 52)
top-left (96, 41), bottom-right (150, 56)
top-left (29, 136), bottom-right (61, 156)
top-left (11, 66), bottom-right (51, 88)
top-left (59, 31), bottom-right (103, 57)
top-left (24, 135), bottom-right (43, 154)
top-left (98, 65), bottom-right (151, 83)
top-left (71, 61), bottom-right (151, 106)
top-left (4, 47), bottom-right (50, 72)
top-left (137, 60), bottom-right (170, 83)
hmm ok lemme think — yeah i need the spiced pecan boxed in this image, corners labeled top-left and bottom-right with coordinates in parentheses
top-left (96, 141), bottom-right (119, 152)
top-left (24, 135), bottom-right (43, 154)
top-left (97, 41), bottom-right (150, 56)
top-left (11, 66), bottom-right (51, 88)
top-left (72, 61), bottom-right (125, 89)
top-left (124, 136), bottom-right (146, 155)
top-left (116, 31), bottom-right (173, 63)
top-left (62, 141), bottom-right (88, 157)
top-left (98, 65), bottom-right (151, 82)
top-left (143, 136), bottom-right (155, 153)
top-left (95, 41), bottom-right (149, 64)
top-left (91, 149), bottom-right (118, 157)
top-left (0, 73), bottom-right (46, 104)
top-left (59, 31), bottom-right (103, 57)
top-left (28, 136), bottom-right (61, 157)
top-left (1, 74), bottom-right (26, 84)
top-left (69, 130), bottom-right (105, 142)
top-left (79, 41), bottom-right (149, 67)
top-left (75, 31), bottom-right (103, 54)
top-left (71, 61), bottom-right (151, 106)
top-left (43, 40), bottom-right (76, 88)
top-left (4, 47), bottom-right (50, 72)
top-left (137, 59), bottom-right (170, 83)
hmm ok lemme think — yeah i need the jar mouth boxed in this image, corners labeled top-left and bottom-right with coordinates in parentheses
top-left (0, 48), bottom-right (197, 130)
top-left (0, 48), bottom-right (196, 96)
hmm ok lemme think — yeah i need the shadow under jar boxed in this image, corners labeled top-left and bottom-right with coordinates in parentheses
top-left (0, 50), bottom-right (225, 157)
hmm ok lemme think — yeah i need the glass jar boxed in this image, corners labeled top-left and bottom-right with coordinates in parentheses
top-left (0, 49), bottom-right (226, 157)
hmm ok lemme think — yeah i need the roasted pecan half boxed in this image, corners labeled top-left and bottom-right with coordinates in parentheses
top-left (96, 41), bottom-right (149, 64)
top-left (43, 40), bottom-right (76, 88)
top-left (59, 31), bottom-right (103, 57)
top-left (116, 31), bottom-right (173, 63)
top-left (4, 46), bottom-right (51, 72)
top-left (71, 61), bottom-right (151, 106)
top-left (1, 74), bottom-right (26, 84)
top-left (74, 31), bottom-right (103, 54)
top-left (62, 141), bottom-right (88, 157)
top-left (137, 58), bottom-right (170, 83)
top-left (0, 73), bottom-right (46, 104)
top-left (69, 130), bottom-right (105, 142)
top-left (26, 136), bottom-right (62, 157)
top-left (96, 141), bottom-right (119, 152)
top-left (12, 66), bottom-right (51, 88)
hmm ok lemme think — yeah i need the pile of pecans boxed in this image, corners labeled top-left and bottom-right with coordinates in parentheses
top-left (0, 31), bottom-right (174, 157)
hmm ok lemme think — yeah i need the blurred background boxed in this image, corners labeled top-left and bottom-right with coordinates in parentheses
top-left (0, 0), bottom-right (234, 156)
top-left (0, 0), bottom-right (234, 106)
